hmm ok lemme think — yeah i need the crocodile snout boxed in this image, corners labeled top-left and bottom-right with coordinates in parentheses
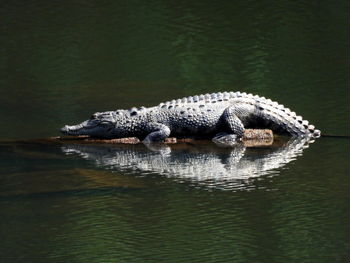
top-left (60, 125), bottom-right (69, 134)
top-left (60, 125), bottom-right (83, 135)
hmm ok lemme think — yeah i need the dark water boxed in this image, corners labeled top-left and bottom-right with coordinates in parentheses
top-left (1, 1), bottom-right (350, 262)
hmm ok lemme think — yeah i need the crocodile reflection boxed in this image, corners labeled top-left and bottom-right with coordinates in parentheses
top-left (61, 139), bottom-right (311, 190)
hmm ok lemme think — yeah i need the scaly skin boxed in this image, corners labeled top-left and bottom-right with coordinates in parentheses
top-left (60, 91), bottom-right (321, 142)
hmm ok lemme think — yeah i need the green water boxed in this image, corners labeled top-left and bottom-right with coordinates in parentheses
top-left (1, 1), bottom-right (350, 262)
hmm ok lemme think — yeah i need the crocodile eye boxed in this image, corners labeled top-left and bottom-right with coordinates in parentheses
top-left (100, 121), bottom-right (110, 126)
top-left (91, 113), bottom-right (98, 119)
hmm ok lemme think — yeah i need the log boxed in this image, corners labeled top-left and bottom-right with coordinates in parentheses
top-left (241, 129), bottom-right (273, 147)
top-left (56, 129), bottom-right (273, 145)
top-left (242, 129), bottom-right (273, 141)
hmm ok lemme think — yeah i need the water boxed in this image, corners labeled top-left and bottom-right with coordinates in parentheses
top-left (1, 0), bottom-right (350, 262)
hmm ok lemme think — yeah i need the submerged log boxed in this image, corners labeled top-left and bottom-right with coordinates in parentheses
top-left (56, 129), bottom-right (273, 145)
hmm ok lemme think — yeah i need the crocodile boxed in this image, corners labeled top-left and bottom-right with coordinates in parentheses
top-left (60, 91), bottom-right (321, 142)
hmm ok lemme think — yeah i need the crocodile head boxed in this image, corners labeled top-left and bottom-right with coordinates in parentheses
top-left (60, 111), bottom-right (121, 138)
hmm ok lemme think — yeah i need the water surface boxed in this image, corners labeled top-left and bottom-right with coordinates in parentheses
top-left (1, 0), bottom-right (350, 262)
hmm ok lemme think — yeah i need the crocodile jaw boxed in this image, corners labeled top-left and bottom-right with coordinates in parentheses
top-left (60, 120), bottom-right (101, 136)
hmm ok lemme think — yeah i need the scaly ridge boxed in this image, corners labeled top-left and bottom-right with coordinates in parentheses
top-left (158, 91), bottom-right (320, 138)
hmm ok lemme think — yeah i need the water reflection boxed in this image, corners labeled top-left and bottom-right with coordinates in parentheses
top-left (62, 139), bottom-right (311, 190)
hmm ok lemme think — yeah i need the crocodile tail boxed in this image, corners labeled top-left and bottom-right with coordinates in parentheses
top-left (228, 91), bottom-right (321, 138)
top-left (254, 95), bottom-right (321, 138)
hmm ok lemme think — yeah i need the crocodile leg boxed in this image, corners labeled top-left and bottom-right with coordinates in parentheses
top-left (222, 106), bottom-right (246, 136)
top-left (213, 106), bottom-right (245, 145)
top-left (142, 122), bottom-right (171, 143)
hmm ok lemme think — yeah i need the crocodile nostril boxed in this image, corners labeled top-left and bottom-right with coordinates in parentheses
top-left (60, 125), bottom-right (69, 133)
